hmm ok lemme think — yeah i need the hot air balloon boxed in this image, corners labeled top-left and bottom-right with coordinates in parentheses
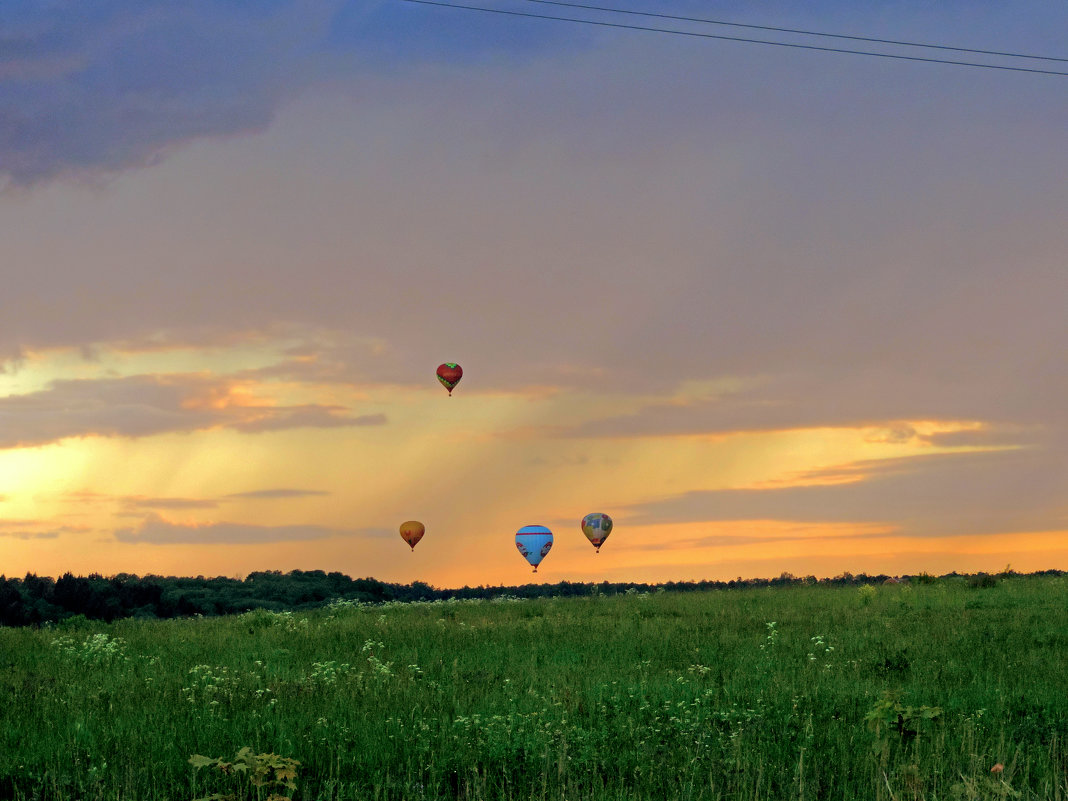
top-left (581, 512), bottom-right (613, 553)
top-left (436, 363), bottom-right (463, 396)
top-left (399, 520), bottom-right (425, 552)
top-left (515, 525), bottom-right (553, 572)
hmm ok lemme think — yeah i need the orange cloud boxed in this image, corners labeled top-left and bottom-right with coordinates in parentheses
top-left (0, 374), bottom-right (387, 449)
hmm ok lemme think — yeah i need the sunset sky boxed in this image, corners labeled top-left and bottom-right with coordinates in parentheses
top-left (1, 0), bottom-right (1066, 586)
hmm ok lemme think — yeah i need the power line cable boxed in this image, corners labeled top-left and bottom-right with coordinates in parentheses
top-left (398, 0), bottom-right (1068, 77)
top-left (525, 0), bottom-right (1068, 63)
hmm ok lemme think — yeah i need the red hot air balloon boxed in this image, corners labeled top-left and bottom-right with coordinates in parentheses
top-left (436, 363), bottom-right (463, 396)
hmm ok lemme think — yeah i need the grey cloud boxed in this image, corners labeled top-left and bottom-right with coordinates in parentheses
top-left (526, 455), bottom-right (590, 467)
top-left (235, 338), bottom-right (395, 387)
top-left (0, 349), bottom-right (28, 374)
top-left (0, 521), bottom-right (88, 539)
top-left (920, 427), bottom-right (1045, 449)
top-left (772, 459), bottom-right (917, 487)
top-left (865, 425), bottom-right (920, 445)
top-left (60, 491), bottom-right (111, 504)
top-left (556, 366), bottom-right (1067, 441)
top-left (230, 407), bottom-right (386, 433)
top-left (121, 496), bottom-right (220, 510)
top-left (78, 344), bottom-right (102, 362)
top-left (0, 530), bottom-right (61, 540)
top-left (223, 488), bottom-right (331, 499)
top-left (101, 326), bottom-right (283, 353)
top-left (1, 7), bottom-right (1062, 401)
top-left (56, 489), bottom-right (330, 508)
top-left (2, 25), bottom-right (1065, 413)
top-left (0, 2), bottom-right (343, 186)
top-left (0, 374), bottom-right (386, 448)
top-left (629, 530), bottom-right (895, 553)
top-left (114, 514), bottom-right (388, 545)
top-left (0, 374), bottom-right (230, 447)
top-left (621, 447), bottom-right (1068, 538)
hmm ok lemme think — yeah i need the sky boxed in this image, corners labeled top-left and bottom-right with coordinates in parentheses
top-left (1, 0), bottom-right (1066, 587)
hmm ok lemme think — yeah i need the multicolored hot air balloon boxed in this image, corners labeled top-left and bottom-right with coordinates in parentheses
top-left (581, 512), bottom-right (613, 553)
top-left (399, 520), bottom-right (425, 552)
top-left (515, 525), bottom-right (553, 572)
top-left (436, 363), bottom-right (463, 396)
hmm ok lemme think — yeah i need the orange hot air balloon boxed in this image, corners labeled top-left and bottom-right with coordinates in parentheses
top-left (399, 521), bottom-right (425, 552)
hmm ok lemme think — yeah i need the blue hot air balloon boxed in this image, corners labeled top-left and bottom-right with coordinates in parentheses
top-left (515, 525), bottom-right (553, 572)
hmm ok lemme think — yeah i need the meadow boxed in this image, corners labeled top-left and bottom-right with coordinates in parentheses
top-left (1, 575), bottom-right (1066, 800)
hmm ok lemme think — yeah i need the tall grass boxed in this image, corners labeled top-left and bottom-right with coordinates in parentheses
top-left (1, 576), bottom-right (1066, 800)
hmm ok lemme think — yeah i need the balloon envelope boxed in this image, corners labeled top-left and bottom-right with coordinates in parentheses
top-left (399, 520), bottom-right (425, 551)
top-left (581, 512), bottom-right (613, 552)
top-left (515, 525), bottom-right (553, 572)
top-left (436, 363), bottom-right (463, 395)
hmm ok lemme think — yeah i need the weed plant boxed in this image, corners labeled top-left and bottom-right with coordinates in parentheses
top-left (1, 576), bottom-right (1066, 800)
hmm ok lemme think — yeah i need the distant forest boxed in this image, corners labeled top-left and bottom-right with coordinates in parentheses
top-left (0, 567), bottom-right (1062, 627)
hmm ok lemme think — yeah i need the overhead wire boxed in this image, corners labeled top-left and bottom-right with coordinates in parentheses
top-left (524, 0), bottom-right (1068, 64)
top-left (398, 0), bottom-right (1068, 77)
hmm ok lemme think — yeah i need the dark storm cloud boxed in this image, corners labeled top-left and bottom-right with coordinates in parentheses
top-left (0, 374), bottom-right (386, 448)
top-left (2, 3), bottom-right (1065, 400)
top-left (114, 513), bottom-right (389, 544)
top-left (0, 0), bottom-right (592, 187)
top-left (0, 1), bottom-right (347, 186)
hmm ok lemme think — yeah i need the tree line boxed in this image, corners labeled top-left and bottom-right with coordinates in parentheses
top-left (0, 567), bottom-right (1059, 627)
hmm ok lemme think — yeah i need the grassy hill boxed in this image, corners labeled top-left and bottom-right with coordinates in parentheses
top-left (1, 575), bottom-right (1066, 800)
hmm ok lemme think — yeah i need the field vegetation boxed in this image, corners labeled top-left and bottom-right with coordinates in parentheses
top-left (1, 568), bottom-right (981, 626)
top-left (1, 574), bottom-right (1066, 800)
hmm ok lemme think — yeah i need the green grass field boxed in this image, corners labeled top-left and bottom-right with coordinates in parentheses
top-left (2, 576), bottom-right (1066, 800)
